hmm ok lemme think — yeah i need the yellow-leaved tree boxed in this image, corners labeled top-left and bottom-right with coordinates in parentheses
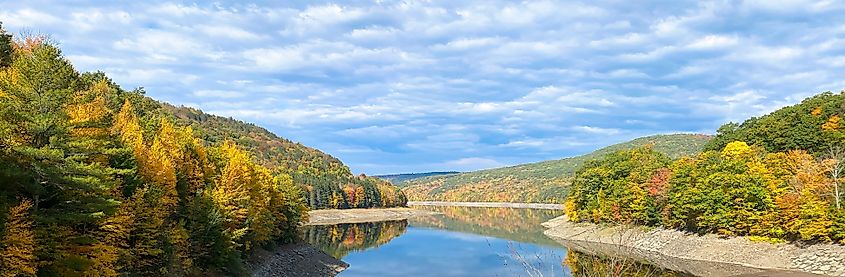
top-left (0, 199), bottom-right (36, 277)
top-left (212, 142), bottom-right (254, 250)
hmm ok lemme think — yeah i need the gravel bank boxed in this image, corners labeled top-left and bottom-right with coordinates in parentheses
top-left (249, 243), bottom-right (348, 277)
top-left (542, 215), bottom-right (844, 276)
top-left (408, 201), bottom-right (563, 210)
top-left (307, 207), bottom-right (440, 225)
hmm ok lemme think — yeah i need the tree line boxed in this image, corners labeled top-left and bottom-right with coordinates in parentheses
top-left (566, 91), bottom-right (845, 243)
top-left (0, 25), bottom-right (404, 275)
top-left (161, 104), bottom-right (408, 210)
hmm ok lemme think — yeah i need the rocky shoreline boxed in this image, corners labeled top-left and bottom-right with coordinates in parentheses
top-left (542, 215), bottom-right (845, 276)
top-left (248, 243), bottom-right (348, 277)
top-left (408, 201), bottom-right (564, 210)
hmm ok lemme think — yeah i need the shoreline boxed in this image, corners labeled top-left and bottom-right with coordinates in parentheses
top-left (252, 207), bottom-right (439, 276)
top-left (307, 207), bottom-right (440, 225)
top-left (248, 242), bottom-right (348, 277)
top-left (408, 201), bottom-right (563, 210)
top-left (542, 215), bottom-right (845, 276)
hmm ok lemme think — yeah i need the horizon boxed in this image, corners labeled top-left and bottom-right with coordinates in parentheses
top-left (4, 1), bottom-right (845, 175)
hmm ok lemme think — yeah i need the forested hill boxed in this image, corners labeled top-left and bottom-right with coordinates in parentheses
top-left (164, 103), bottom-right (345, 172)
top-left (376, 171), bottom-right (460, 184)
top-left (0, 27), bottom-right (402, 275)
top-left (161, 103), bottom-right (407, 210)
top-left (401, 134), bottom-right (712, 203)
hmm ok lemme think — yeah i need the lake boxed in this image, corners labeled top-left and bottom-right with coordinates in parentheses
top-left (302, 206), bottom-right (688, 277)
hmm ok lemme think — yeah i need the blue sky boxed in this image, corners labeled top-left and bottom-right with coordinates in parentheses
top-left (3, 1), bottom-right (845, 175)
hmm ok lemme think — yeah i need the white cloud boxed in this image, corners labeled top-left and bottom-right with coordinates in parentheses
top-left (0, 8), bottom-right (62, 27)
top-left (572, 126), bottom-right (621, 135)
top-left (193, 90), bottom-right (245, 99)
top-left (686, 35), bottom-right (739, 50)
top-left (431, 37), bottom-right (501, 51)
top-left (197, 25), bottom-right (264, 40)
top-left (70, 10), bottom-right (132, 31)
top-left (437, 157), bottom-right (506, 171)
top-left (4, 0), bottom-right (845, 174)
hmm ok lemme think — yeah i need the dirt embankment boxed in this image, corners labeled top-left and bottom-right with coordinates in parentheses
top-left (307, 207), bottom-right (440, 225)
top-left (248, 243), bottom-right (348, 277)
top-left (542, 215), bottom-right (845, 277)
top-left (408, 201), bottom-right (564, 210)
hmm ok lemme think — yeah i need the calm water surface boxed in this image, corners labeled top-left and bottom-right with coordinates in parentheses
top-left (301, 206), bottom-right (683, 277)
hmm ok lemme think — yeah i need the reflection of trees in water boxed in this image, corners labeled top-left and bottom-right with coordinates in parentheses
top-left (410, 206), bottom-right (564, 246)
top-left (301, 220), bottom-right (408, 259)
top-left (563, 251), bottom-right (692, 277)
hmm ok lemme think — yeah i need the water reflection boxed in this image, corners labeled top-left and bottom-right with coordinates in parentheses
top-left (565, 251), bottom-right (693, 277)
top-left (302, 220), bottom-right (408, 259)
top-left (409, 205), bottom-right (565, 246)
top-left (301, 207), bottom-right (696, 276)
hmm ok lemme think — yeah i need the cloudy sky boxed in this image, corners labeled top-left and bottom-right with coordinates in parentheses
top-left (3, 1), bottom-right (845, 174)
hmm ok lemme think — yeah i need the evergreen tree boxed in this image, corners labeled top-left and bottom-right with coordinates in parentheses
top-left (0, 23), bottom-right (12, 68)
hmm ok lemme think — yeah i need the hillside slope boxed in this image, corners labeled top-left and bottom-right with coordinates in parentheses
top-left (376, 171), bottom-right (460, 184)
top-left (137, 100), bottom-right (408, 210)
top-left (401, 134), bottom-right (712, 203)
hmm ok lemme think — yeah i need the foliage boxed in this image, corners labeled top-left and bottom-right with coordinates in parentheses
top-left (567, 91), bottom-right (845, 243)
top-left (567, 142), bottom-right (845, 243)
top-left (0, 199), bottom-right (36, 277)
top-left (161, 104), bottom-right (407, 210)
top-left (0, 23), bottom-right (11, 68)
top-left (705, 91), bottom-right (845, 155)
top-left (0, 27), bottom-right (398, 275)
top-left (566, 146), bottom-right (670, 224)
top-left (403, 134), bottom-right (711, 203)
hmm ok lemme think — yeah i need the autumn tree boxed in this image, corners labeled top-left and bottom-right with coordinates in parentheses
top-left (0, 199), bottom-right (36, 277)
top-left (568, 146), bottom-right (670, 224)
top-left (0, 29), bottom-right (337, 274)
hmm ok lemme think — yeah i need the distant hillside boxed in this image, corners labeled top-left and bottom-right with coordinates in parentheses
top-left (155, 102), bottom-right (406, 209)
top-left (376, 172), bottom-right (460, 185)
top-left (401, 134), bottom-right (712, 203)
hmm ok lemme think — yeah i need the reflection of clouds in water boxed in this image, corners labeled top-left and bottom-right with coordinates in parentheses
top-left (339, 226), bottom-right (568, 277)
top-left (408, 206), bottom-right (566, 247)
top-left (438, 230), bottom-right (494, 242)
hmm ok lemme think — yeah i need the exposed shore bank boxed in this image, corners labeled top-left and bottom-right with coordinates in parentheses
top-left (307, 207), bottom-right (440, 225)
top-left (542, 215), bottom-right (845, 276)
top-left (248, 243), bottom-right (348, 277)
top-left (408, 201), bottom-right (564, 210)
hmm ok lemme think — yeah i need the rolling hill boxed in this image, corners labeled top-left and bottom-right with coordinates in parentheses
top-left (376, 171), bottom-right (460, 184)
top-left (401, 134), bottom-right (712, 203)
top-left (113, 96), bottom-right (407, 210)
